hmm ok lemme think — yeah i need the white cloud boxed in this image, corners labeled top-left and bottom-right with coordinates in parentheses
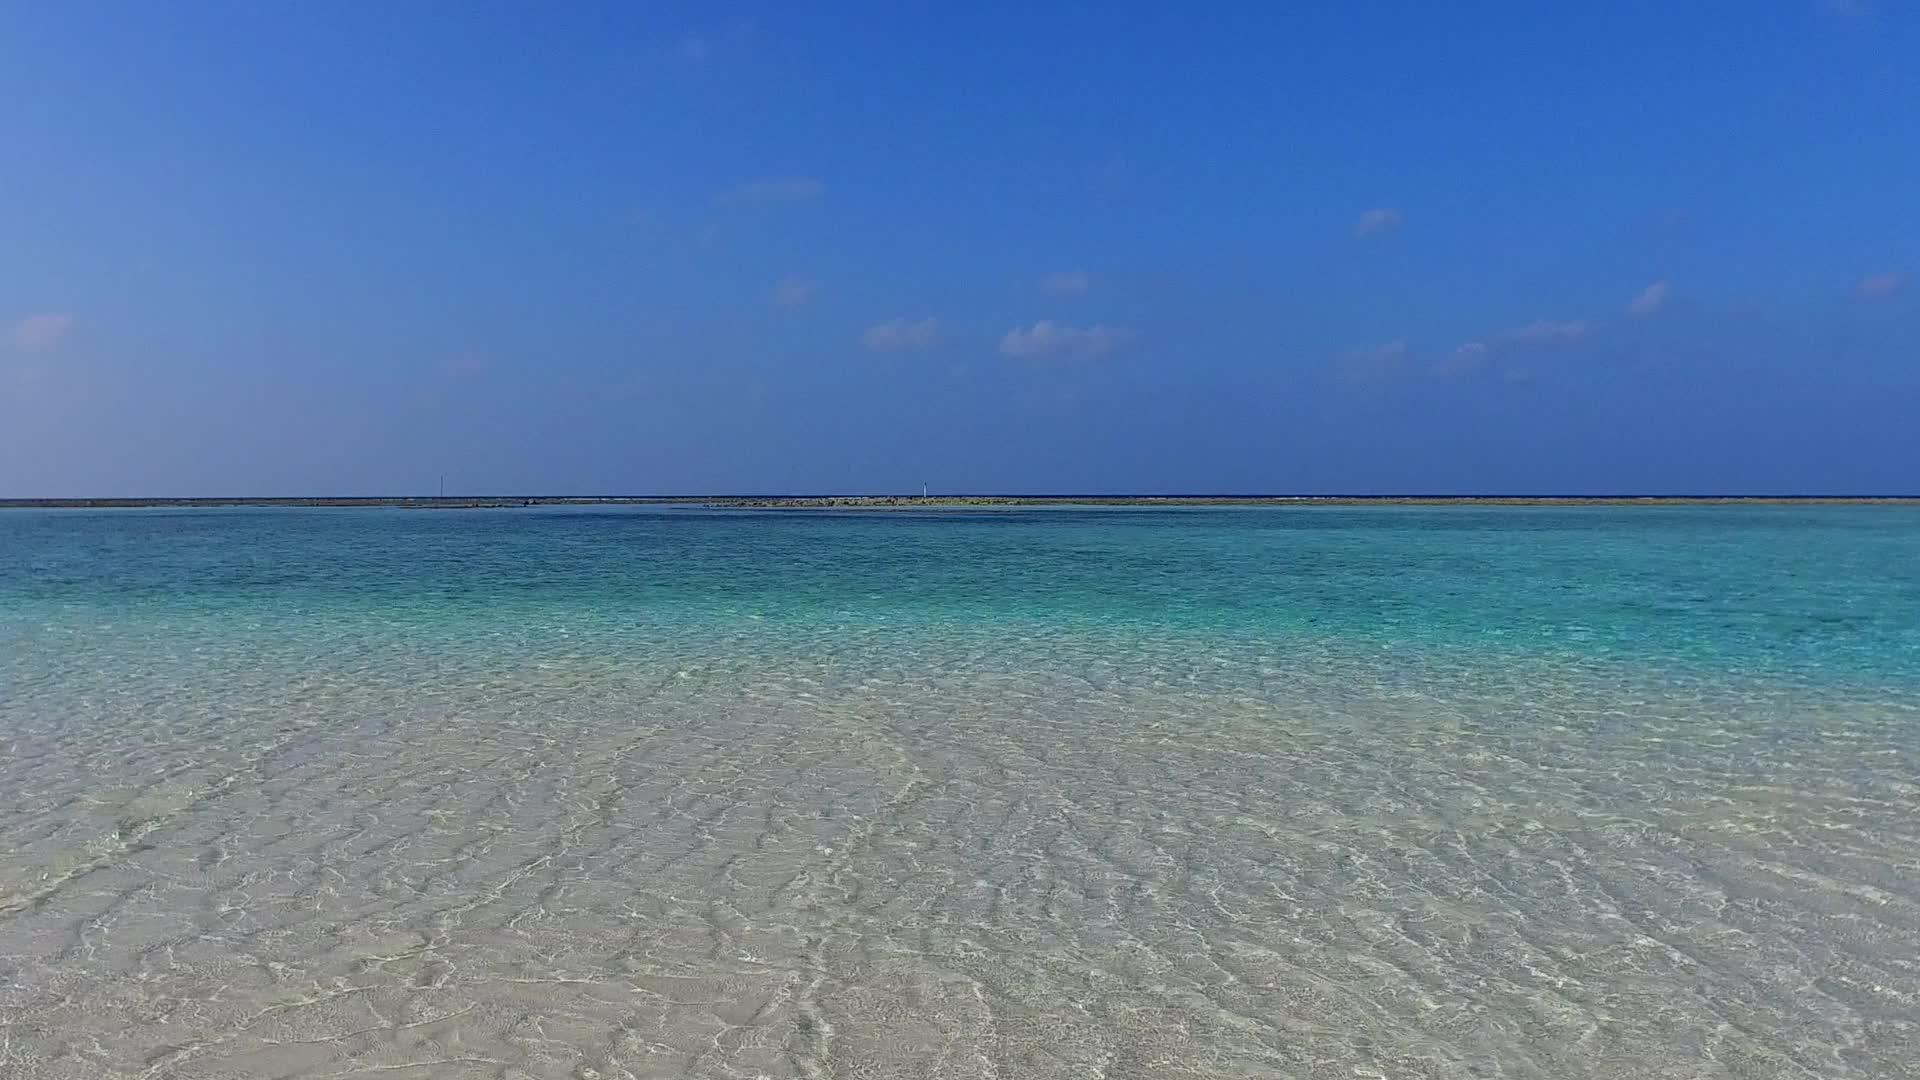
top-left (1859, 272), bottom-right (1904, 300)
top-left (7, 313), bottom-right (73, 350)
top-left (771, 276), bottom-right (817, 309)
top-left (998, 320), bottom-right (1136, 361)
top-left (717, 176), bottom-right (824, 205)
top-left (862, 317), bottom-right (940, 352)
top-left (1037, 270), bottom-right (1090, 296)
top-left (1430, 341), bottom-right (1488, 377)
top-left (1498, 318), bottom-right (1589, 344)
top-left (1627, 280), bottom-right (1670, 317)
top-left (1354, 208), bottom-right (1404, 237)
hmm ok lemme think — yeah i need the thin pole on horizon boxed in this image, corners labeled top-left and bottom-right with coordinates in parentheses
top-left (439, 475), bottom-right (444, 499)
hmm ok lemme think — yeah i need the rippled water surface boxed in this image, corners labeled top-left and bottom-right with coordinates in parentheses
top-left (2, 505), bottom-right (1918, 1078)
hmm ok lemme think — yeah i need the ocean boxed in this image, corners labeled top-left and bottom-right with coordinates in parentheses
top-left (2, 505), bottom-right (1916, 1078)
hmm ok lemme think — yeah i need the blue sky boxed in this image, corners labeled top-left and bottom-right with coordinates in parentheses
top-left (2, 2), bottom-right (1915, 495)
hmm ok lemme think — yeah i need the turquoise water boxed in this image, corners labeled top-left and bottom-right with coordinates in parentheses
top-left (2, 506), bottom-right (1918, 1078)
top-left (8, 505), bottom-right (1919, 681)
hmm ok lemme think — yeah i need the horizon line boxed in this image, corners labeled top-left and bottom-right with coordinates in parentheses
top-left (5, 493), bottom-right (1919, 509)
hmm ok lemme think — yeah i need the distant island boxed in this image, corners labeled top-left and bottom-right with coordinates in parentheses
top-left (699, 495), bottom-right (1920, 509)
top-left (3, 495), bottom-right (1916, 510)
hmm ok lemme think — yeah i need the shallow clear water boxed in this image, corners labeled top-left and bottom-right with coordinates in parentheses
top-left (2, 505), bottom-right (1917, 1078)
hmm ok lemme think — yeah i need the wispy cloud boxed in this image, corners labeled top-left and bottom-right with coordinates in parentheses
top-left (1037, 270), bottom-right (1090, 296)
top-left (771, 276), bottom-right (818, 309)
top-left (1859, 272), bottom-right (1904, 300)
top-left (1414, 315), bottom-right (1592, 380)
top-left (1354, 208), bottom-right (1404, 238)
top-left (669, 19), bottom-right (755, 64)
top-left (1498, 318), bottom-right (1589, 344)
top-left (1626, 280), bottom-right (1670, 317)
top-left (7, 313), bottom-right (73, 350)
top-left (862, 317), bottom-right (940, 352)
top-left (1336, 338), bottom-right (1409, 382)
top-left (999, 321), bottom-right (1136, 362)
top-left (717, 176), bottom-right (824, 205)
top-left (1429, 341), bottom-right (1488, 377)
